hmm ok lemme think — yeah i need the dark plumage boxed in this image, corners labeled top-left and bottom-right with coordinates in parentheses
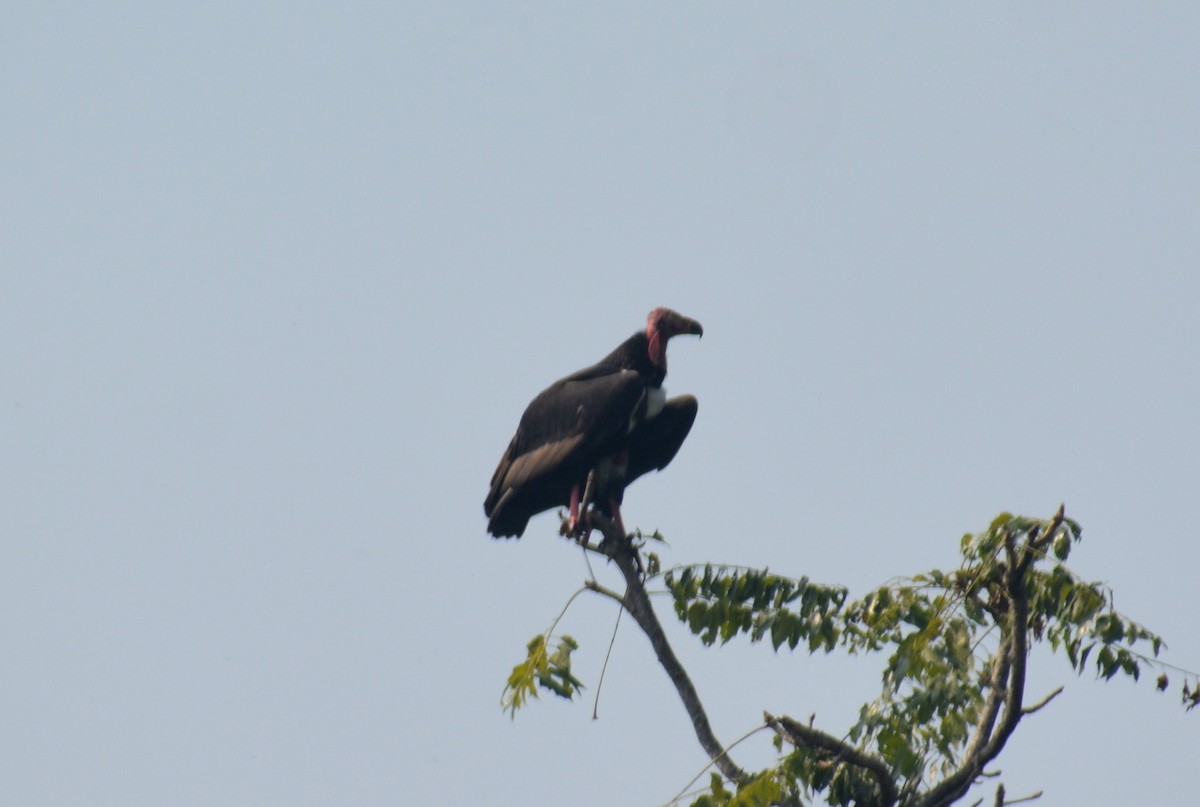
top-left (485, 308), bottom-right (702, 539)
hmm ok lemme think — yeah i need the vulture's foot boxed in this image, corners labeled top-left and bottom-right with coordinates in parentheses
top-left (559, 510), bottom-right (594, 546)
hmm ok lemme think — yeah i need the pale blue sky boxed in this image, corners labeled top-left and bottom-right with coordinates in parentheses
top-left (3, 4), bottom-right (1197, 805)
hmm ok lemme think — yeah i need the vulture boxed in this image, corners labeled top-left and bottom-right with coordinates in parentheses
top-left (484, 307), bottom-right (703, 539)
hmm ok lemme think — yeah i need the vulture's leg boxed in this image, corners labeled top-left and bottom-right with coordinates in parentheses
top-left (575, 472), bottom-right (598, 542)
top-left (608, 498), bottom-right (627, 538)
top-left (579, 471), bottom-right (596, 515)
top-left (567, 472), bottom-right (598, 542)
top-left (567, 483), bottom-right (581, 532)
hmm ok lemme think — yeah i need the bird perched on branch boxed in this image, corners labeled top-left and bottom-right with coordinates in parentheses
top-left (484, 307), bottom-right (703, 540)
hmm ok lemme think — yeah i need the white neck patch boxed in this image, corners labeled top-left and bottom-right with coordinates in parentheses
top-left (645, 386), bottom-right (667, 419)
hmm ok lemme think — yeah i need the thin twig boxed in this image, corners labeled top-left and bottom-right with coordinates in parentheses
top-left (592, 602), bottom-right (623, 719)
top-left (661, 722), bottom-right (770, 807)
top-left (584, 579), bottom-right (626, 604)
top-left (547, 586), bottom-right (589, 639)
top-left (581, 539), bottom-right (597, 582)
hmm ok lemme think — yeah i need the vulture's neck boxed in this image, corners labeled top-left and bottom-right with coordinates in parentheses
top-left (647, 329), bottom-right (667, 371)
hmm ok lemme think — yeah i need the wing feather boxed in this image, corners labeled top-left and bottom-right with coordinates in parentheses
top-left (484, 370), bottom-right (648, 537)
top-left (624, 395), bottom-right (698, 486)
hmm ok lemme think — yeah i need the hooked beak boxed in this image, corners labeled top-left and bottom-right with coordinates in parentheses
top-left (661, 310), bottom-right (703, 339)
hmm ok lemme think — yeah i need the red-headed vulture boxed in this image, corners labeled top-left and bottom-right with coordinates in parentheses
top-left (485, 308), bottom-right (702, 539)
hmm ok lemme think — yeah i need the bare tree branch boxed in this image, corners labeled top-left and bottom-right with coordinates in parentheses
top-left (764, 712), bottom-right (899, 807)
top-left (587, 514), bottom-right (748, 785)
top-left (961, 647), bottom-right (1012, 767)
top-left (1021, 686), bottom-right (1063, 716)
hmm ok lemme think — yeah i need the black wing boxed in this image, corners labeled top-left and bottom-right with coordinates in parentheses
top-left (623, 394), bottom-right (698, 490)
top-left (485, 370), bottom-right (647, 538)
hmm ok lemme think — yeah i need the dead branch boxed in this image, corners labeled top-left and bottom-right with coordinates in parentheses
top-left (588, 513), bottom-right (747, 785)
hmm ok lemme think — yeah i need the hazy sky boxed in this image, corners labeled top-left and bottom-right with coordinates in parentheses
top-left (3, 4), bottom-right (1198, 805)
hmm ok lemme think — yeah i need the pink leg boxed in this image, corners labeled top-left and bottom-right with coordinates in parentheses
top-left (568, 483), bottom-right (581, 531)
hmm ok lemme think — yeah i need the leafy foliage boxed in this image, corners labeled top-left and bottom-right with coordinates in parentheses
top-left (687, 771), bottom-right (789, 807)
top-left (501, 633), bottom-right (584, 717)
top-left (503, 509), bottom-right (1195, 807)
top-left (675, 510), bottom-right (1188, 806)
top-left (664, 565), bottom-right (847, 651)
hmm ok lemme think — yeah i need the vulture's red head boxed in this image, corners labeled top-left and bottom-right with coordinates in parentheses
top-left (646, 307), bottom-right (703, 368)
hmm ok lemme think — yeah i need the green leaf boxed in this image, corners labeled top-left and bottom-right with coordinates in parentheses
top-left (988, 512), bottom-right (1015, 532)
top-left (1079, 642), bottom-right (1094, 672)
top-left (1052, 530), bottom-right (1071, 560)
top-left (501, 633), bottom-right (585, 717)
top-left (501, 635), bottom-right (546, 717)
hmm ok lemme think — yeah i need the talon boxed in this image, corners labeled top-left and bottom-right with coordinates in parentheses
top-left (573, 511), bottom-right (592, 546)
